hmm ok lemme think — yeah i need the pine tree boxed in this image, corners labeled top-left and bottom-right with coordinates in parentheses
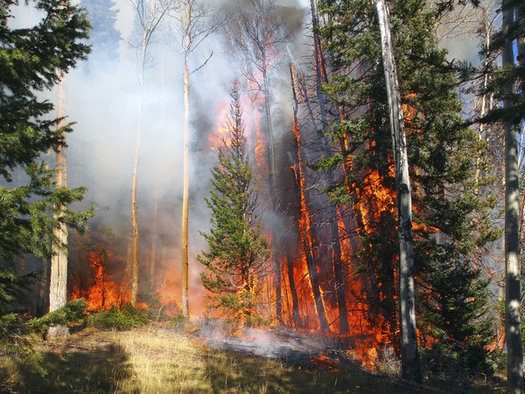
top-left (198, 81), bottom-right (269, 327)
top-left (0, 0), bottom-right (91, 318)
top-left (480, 0), bottom-right (525, 389)
top-left (317, 0), bottom-right (499, 377)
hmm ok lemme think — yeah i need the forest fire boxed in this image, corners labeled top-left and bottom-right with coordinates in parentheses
top-left (207, 102), bottom-right (230, 150)
top-left (71, 250), bottom-right (129, 311)
top-left (158, 262), bottom-right (182, 316)
top-left (63, 59), bottom-right (397, 377)
top-left (354, 169), bottom-right (396, 233)
top-left (3, 0), bottom-right (513, 391)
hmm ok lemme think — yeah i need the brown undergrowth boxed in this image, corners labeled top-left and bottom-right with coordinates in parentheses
top-left (0, 324), bottom-right (505, 393)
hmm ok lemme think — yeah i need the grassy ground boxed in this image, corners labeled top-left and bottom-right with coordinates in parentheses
top-left (0, 325), bottom-right (505, 393)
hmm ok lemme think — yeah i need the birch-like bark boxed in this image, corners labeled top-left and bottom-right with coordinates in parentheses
top-left (475, 12), bottom-right (492, 190)
top-left (258, 45), bottom-right (280, 320)
top-left (181, 56), bottom-right (190, 318)
top-left (180, 0), bottom-right (191, 318)
top-left (173, 0), bottom-right (219, 318)
top-left (129, 0), bottom-right (171, 306)
top-left (503, 1), bottom-right (524, 391)
top-left (130, 96), bottom-right (141, 307)
top-left (376, 0), bottom-right (421, 382)
top-left (130, 27), bottom-right (147, 307)
top-left (48, 75), bottom-right (69, 339)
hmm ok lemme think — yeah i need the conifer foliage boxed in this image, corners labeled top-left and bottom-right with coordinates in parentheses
top-left (317, 0), bottom-right (498, 377)
top-left (198, 81), bottom-right (269, 327)
top-left (0, 1), bottom-right (91, 312)
top-left (80, 0), bottom-right (120, 61)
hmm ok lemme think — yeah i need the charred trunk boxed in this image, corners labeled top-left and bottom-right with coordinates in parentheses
top-left (284, 245), bottom-right (303, 329)
top-left (303, 8), bottom-right (352, 332)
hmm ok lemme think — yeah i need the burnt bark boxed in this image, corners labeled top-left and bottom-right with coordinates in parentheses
top-left (284, 245), bottom-right (303, 329)
top-left (309, 2), bottom-right (350, 334)
top-left (289, 64), bottom-right (329, 332)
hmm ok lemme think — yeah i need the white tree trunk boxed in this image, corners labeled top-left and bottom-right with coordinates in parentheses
top-left (48, 75), bottom-right (69, 339)
top-left (376, 0), bottom-right (420, 382)
top-left (130, 29), bottom-right (148, 307)
top-left (180, 0), bottom-right (191, 318)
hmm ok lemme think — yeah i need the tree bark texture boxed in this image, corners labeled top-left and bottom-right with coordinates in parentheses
top-left (503, 1), bottom-right (524, 391)
top-left (308, 3), bottom-right (350, 334)
top-left (181, 4), bottom-right (190, 316)
top-left (130, 30), bottom-right (148, 307)
top-left (376, 0), bottom-right (421, 382)
top-left (130, 105), bottom-right (141, 307)
top-left (289, 66), bottom-right (329, 331)
top-left (48, 76), bottom-right (69, 338)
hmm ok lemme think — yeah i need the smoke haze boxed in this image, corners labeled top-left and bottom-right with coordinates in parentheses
top-left (23, 0), bottom-right (308, 315)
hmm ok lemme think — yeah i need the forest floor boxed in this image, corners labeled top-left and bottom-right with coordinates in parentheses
top-left (0, 323), bottom-right (506, 393)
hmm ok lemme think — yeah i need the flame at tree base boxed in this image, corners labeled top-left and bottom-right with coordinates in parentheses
top-left (71, 250), bottom-right (130, 311)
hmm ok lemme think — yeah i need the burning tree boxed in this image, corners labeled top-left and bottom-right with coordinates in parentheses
top-left (198, 81), bottom-right (270, 328)
top-left (222, 0), bottom-right (292, 321)
top-left (317, 0), bottom-right (498, 377)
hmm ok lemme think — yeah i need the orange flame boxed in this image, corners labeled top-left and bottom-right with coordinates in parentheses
top-left (71, 250), bottom-right (129, 311)
top-left (207, 102), bottom-right (230, 151)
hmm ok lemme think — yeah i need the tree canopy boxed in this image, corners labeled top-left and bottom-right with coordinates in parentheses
top-left (0, 0), bottom-right (92, 311)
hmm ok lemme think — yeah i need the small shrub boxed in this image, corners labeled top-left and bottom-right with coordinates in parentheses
top-left (140, 285), bottom-right (169, 322)
top-left (0, 313), bottom-right (22, 339)
top-left (28, 299), bottom-right (87, 334)
top-left (170, 313), bottom-right (187, 330)
top-left (374, 344), bottom-right (400, 376)
top-left (87, 303), bottom-right (148, 331)
top-left (420, 340), bottom-right (497, 380)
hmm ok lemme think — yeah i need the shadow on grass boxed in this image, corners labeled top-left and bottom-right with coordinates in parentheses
top-left (1, 343), bottom-right (134, 393)
top-left (200, 348), bottom-right (421, 394)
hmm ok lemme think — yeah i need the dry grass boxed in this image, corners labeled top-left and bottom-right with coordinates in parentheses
top-left (0, 325), bottom-right (505, 393)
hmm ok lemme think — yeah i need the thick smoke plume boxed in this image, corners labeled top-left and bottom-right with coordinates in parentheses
top-left (10, 0), bottom-right (309, 315)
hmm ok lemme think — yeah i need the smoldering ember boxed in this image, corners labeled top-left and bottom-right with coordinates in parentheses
top-left (1, 0), bottom-right (524, 392)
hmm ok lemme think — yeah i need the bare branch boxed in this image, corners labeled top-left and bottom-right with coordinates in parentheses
top-left (190, 50), bottom-right (213, 75)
